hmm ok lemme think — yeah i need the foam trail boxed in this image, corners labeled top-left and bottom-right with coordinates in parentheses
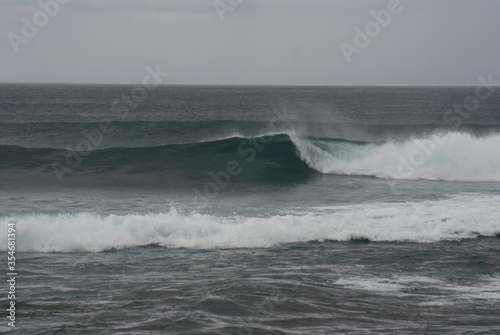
top-left (1, 194), bottom-right (499, 252)
top-left (291, 132), bottom-right (500, 181)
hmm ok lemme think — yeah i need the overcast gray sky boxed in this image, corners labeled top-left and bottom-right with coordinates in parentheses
top-left (1, 0), bottom-right (499, 85)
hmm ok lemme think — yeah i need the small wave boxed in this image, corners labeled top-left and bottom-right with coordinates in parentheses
top-left (1, 194), bottom-right (499, 252)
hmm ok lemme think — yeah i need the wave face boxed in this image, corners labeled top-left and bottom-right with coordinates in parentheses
top-left (2, 131), bottom-right (500, 183)
top-left (2, 194), bottom-right (499, 252)
top-left (0, 134), bottom-right (310, 186)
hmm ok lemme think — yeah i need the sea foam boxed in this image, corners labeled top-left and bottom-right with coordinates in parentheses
top-left (2, 194), bottom-right (499, 252)
top-left (292, 132), bottom-right (500, 181)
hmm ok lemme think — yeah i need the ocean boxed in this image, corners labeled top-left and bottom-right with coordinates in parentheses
top-left (1, 84), bottom-right (499, 334)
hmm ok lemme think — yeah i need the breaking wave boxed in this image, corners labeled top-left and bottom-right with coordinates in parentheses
top-left (292, 132), bottom-right (500, 181)
top-left (1, 194), bottom-right (499, 252)
top-left (1, 131), bottom-right (499, 182)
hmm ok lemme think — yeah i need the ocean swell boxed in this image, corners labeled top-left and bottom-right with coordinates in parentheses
top-left (1, 131), bottom-right (500, 182)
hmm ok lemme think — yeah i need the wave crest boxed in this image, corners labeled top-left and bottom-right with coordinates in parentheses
top-left (2, 132), bottom-right (500, 182)
top-left (291, 132), bottom-right (500, 181)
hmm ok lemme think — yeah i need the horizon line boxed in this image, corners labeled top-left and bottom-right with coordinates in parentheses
top-left (0, 81), bottom-right (495, 88)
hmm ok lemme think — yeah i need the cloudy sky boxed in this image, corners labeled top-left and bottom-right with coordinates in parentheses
top-left (1, 0), bottom-right (499, 85)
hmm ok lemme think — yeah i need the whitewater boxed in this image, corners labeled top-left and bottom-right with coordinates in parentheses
top-left (2, 84), bottom-right (499, 334)
top-left (2, 194), bottom-right (499, 252)
top-left (292, 131), bottom-right (500, 181)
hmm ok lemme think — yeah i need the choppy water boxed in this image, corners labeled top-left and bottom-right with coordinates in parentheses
top-left (1, 84), bottom-right (499, 334)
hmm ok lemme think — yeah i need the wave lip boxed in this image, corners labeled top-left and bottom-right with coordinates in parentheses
top-left (2, 194), bottom-right (499, 253)
top-left (291, 132), bottom-right (500, 181)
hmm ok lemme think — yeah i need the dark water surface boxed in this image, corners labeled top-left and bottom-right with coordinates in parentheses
top-left (1, 84), bottom-right (499, 334)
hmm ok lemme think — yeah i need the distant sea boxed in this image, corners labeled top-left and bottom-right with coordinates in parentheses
top-left (1, 84), bottom-right (499, 334)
